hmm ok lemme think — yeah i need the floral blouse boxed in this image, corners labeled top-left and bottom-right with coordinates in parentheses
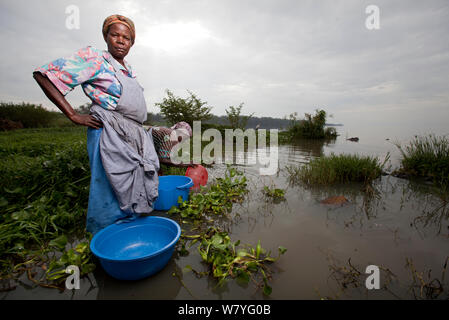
top-left (34, 46), bottom-right (135, 110)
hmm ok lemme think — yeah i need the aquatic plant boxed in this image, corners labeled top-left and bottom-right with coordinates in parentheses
top-left (262, 186), bottom-right (286, 203)
top-left (286, 153), bottom-right (387, 186)
top-left (170, 167), bottom-right (287, 296)
top-left (191, 227), bottom-right (286, 296)
top-left (44, 236), bottom-right (95, 285)
top-left (168, 166), bottom-right (248, 219)
top-left (394, 134), bottom-right (449, 189)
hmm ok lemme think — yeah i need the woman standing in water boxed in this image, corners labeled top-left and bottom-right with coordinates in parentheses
top-left (33, 14), bottom-right (160, 235)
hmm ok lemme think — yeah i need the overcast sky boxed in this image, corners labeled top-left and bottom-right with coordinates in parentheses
top-left (1, 0), bottom-right (448, 134)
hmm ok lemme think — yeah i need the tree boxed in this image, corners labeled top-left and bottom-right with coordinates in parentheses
top-left (287, 109), bottom-right (337, 139)
top-left (225, 103), bottom-right (254, 130)
top-left (155, 89), bottom-right (213, 127)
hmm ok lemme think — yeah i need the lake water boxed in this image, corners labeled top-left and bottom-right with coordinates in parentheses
top-left (2, 125), bottom-right (448, 300)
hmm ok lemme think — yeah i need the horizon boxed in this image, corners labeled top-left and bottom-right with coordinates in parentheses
top-left (1, 1), bottom-right (448, 135)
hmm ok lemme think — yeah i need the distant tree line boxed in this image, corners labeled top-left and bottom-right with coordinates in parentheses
top-left (1, 89), bottom-right (342, 133)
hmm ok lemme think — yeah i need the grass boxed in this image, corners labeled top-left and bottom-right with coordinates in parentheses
top-left (0, 127), bottom-right (93, 285)
top-left (286, 153), bottom-right (387, 186)
top-left (394, 134), bottom-right (449, 189)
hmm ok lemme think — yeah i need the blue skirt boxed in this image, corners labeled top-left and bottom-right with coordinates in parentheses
top-left (86, 128), bottom-right (131, 235)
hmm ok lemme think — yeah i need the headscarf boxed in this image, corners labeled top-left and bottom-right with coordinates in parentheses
top-left (171, 121), bottom-right (192, 137)
top-left (102, 14), bottom-right (136, 44)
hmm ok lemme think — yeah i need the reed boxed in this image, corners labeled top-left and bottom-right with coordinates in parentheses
top-left (287, 153), bottom-right (386, 186)
top-left (395, 134), bottom-right (449, 188)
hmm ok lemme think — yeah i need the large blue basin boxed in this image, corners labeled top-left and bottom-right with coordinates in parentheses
top-left (90, 216), bottom-right (181, 280)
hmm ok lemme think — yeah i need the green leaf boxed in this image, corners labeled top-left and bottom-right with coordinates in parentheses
top-left (237, 249), bottom-right (248, 257)
top-left (211, 234), bottom-right (223, 247)
top-left (263, 283), bottom-right (273, 296)
top-left (81, 263), bottom-right (96, 274)
top-left (199, 249), bottom-right (208, 261)
top-left (256, 240), bottom-right (261, 260)
top-left (49, 235), bottom-right (68, 251)
top-left (5, 187), bottom-right (22, 194)
top-left (246, 261), bottom-right (258, 272)
top-left (236, 270), bottom-right (250, 285)
top-left (75, 242), bottom-right (88, 254)
top-left (11, 211), bottom-right (29, 221)
top-left (13, 242), bottom-right (25, 251)
top-left (0, 197), bottom-right (8, 207)
top-left (264, 256), bottom-right (276, 262)
top-left (278, 246), bottom-right (287, 255)
top-left (64, 186), bottom-right (77, 198)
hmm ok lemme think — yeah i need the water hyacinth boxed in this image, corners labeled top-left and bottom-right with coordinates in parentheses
top-left (194, 227), bottom-right (287, 295)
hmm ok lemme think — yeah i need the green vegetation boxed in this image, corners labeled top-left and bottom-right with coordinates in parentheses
top-left (0, 127), bottom-right (94, 287)
top-left (170, 166), bottom-right (286, 295)
top-left (0, 102), bottom-right (60, 129)
top-left (286, 153), bottom-right (387, 186)
top-left (225, 103), bottom-right (254, 130)
top-left (0, 129), bottom-right (286, 295)
top-left (196, 227), bottom-right (286, 295)
top-left (286, 109), bottom-right (338, 140)
top-left (156, 89), bottom-right (213, 127)
top-left (262, 186), bottom-right (286, 203)
top-left (394, 134), bottom-right (449, 189)
top-left (168, 166), bottom-right (248, 219)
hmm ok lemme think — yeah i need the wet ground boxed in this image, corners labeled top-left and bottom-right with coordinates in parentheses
top-left (2, 129), bottom-right (448, 300)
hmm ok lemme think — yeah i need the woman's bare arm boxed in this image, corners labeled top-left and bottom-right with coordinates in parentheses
top-left (32, 71), bottom-right (102, 129)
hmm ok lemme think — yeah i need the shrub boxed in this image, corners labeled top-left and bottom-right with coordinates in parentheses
top-left (156, 89), bottom-right (212, 127)
top-left (0, 102), bottom-right (57, 128)
top-left (225, 103), bottom-right (254, 130)
top-left (287, 109), bottom-right (337, 139)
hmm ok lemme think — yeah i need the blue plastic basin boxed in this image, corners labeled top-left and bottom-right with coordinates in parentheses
top-left (153, 175), bottom-right (193, 211)
top-left (90, 216), bottom-right (181, 280)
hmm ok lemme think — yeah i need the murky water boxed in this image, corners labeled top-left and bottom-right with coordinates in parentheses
top-left (2, 128), bottom-right (448, 300)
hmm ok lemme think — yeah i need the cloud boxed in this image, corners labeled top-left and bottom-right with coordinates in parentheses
top-left (0, 0), bottom-right (448, 131)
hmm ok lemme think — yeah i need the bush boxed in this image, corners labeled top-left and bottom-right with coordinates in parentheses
top-left (225, 103), bottom-right (254, 130)
top-left (287, 109), bottom-right (337, 139)
top-left (155, 89), bottom-right (212, 127)
top-left (0, 102), bottom-right (58, 128)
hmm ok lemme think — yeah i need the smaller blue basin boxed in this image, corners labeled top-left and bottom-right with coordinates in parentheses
top-left (90, 216), bottom-right (181, 280)
top-left (154, 175), bottom-right (193, 211)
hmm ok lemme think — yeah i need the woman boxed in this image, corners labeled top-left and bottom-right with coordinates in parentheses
top-left (33, 14), bottom-right (161, 235)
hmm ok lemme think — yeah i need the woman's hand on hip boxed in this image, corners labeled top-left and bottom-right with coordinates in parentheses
top-left (70, 113), bottom-right (103, 129)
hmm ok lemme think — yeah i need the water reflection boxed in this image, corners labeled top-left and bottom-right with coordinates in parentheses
top-left (94, 258), bottom-right (182, 299)
top-left (5, 136), bottom-right (448, 300)
top-left (399, 180), bottom-right (449, 237)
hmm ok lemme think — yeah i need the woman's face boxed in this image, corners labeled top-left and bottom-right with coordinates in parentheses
top-left (106, 23), bottom-right (133, 60)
